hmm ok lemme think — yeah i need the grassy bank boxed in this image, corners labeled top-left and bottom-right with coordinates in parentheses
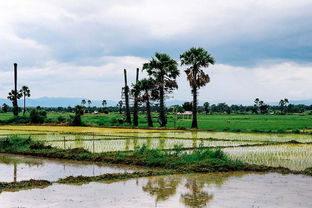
top-left (0, 136), bottom-right (245, 172)
top-left (0, 180), bottom-right (51, 193)
top-left (0, 112), bottom-right (311, 134)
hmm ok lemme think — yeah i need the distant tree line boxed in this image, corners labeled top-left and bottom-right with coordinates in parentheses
top-left (3, 101), bottom-right (311, 115)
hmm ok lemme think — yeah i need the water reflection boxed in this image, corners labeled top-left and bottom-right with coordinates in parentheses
top-left (181, 179), bottom-right (213, 208)
top-left (0, 172), bottom-right (311, 207)
top-left (141, 173), bottom-right (249, 208)
top-left (142, 177), bottom-right (181, 205)
top-left (0, 154), bottom-right (141, 182)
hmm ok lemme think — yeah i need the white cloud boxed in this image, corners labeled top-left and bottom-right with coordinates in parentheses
top-left (0, 56), bottom-right (147, 100)
top-left (1, 56), bottom-right (311, 104)
top-left (0, 0), bottom-right (311, 103)
top-left (175, 62), bottom-right (312, 104)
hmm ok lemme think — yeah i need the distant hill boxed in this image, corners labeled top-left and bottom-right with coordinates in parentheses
top-left (0, 97), bottom-right (117, 107)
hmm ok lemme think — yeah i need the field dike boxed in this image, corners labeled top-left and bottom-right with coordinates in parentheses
top-left (0, 136), bottom-right (311, 192)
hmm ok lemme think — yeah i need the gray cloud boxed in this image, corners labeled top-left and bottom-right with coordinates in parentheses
top-left (0, 0), bottom-right (312, 103)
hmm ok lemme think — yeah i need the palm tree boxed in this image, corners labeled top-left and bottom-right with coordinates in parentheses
top-left (180, 47), bottom-right (215, 128)
top-left (134, 78), bottom-right (155, 127)
top-left (81, 99), bottom-right (86, 107)
top-left (118, 100), bottom-right (123, 114)
top-left (87, 100), bottom-right (92, 107)
top-left (279, 98), bottom-right (289, 114)
top-left (143, 53), bottom-right (179, 127)
top-left (102, 100), bottom-right (107, 108)
top-left (19, 86), bottom-right (31, 115)
top-left (7, 90), bottom-right (22, 115)
top-left (102, 100), bottom-right (107, 113)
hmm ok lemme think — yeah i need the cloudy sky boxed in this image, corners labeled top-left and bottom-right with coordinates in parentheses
top-left (0, 0), bottom-right (311, 104)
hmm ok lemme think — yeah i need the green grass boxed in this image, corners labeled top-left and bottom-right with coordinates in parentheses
top-left (1, 136), bottom-right (312, 176)
top-left (0, 136), bottom-right (245, 172)
top-left (0, 112), bottom-right (311, 133)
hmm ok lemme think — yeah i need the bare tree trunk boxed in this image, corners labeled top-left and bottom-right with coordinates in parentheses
top-left (191, 85), bottom-right (198, 128)
top-left (133, 68), bottom-right (139, 126)
top-left (146, 91), bottom-right (153, 127)
top-left (23, 95), bottom-right (26, 115)
top-left (124, 69), bottom-right (131, 124)
top-left (13, 63), bottom-right (19, 116)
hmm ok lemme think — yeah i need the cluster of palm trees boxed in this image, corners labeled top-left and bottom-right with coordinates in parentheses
top-left (81, 99), bottom-right (107, 112)
top-left (7, 86), bottom-right (31, 115)
top-left (131, 47), bottom-right (215, 129)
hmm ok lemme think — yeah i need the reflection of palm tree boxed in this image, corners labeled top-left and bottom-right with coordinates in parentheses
top-left (14, 163), bottom-right (17, 182)
top-left (74, 135), bottom-right (84, 149)
top-left (125, 139), bottom-right (130, 151)
top-left (142, 176), bottom-right (181, 205)
top-left (181, 179), bottom-right (213, 208)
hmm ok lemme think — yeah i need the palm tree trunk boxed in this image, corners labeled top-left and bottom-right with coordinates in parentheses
top-left (146, 92), bottom-right (153, 127)
top-left (191, 86), bottom-right (198, 128)
top-left (13, 63), bottom-right (18, 116)
top-left (124, 69), bottom-right (131, 124)
top-left (133, 68), bottom-right (139, 127)
top-left (159, 85), bottom-right (166, 127)
top-left (23, 96), bottom-right (26, 115)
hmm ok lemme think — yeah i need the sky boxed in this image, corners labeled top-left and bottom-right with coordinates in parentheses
top-left (0, 0), bottom-right (311, 105)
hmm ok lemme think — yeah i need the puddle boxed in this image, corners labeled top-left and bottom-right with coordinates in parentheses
top-left (0, 172), bottom-right (311, 207)
top-left (0, 154), bottom-right (142, 182)
top-left (224, 144), bottom-right (312, 170)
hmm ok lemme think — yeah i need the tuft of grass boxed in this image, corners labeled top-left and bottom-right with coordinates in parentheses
top-left (0, 179), bottom-right (51, 192)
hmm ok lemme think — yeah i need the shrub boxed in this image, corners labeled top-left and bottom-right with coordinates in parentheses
top-left (30, 109), bottom-right (47, 123)
top-left (70, 105), bottom-right (84, 126)
top-left (57, 115), bottom-right (67, 123)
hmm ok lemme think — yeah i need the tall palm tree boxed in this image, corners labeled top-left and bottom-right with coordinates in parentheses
top-left (19, 86), bottom-right (31, 115)
top-left (134, 78), bottom-right (155, 127)
top-left (7, 90), bottom-right (22, 115)
top-left (180, 47), bottom-right (215, 128)
top-left (143, 53), bottom-right (179, 127)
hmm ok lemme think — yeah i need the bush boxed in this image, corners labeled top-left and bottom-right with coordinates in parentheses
top-left (57, 115), bottom-right (67, 123)
top-left (30, 109), bottom-right (47, 123)
top-left (70, 115), bottom-right (82, 126)
top-left (70, 105), bottom-right (84, 126)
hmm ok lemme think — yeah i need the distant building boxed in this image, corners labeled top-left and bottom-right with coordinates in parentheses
top-left (177, 111), bottom-right (192, 119)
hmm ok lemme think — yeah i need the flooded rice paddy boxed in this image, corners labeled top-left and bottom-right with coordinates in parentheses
top-left (0, 172), bottom-right (311, 208)
top-left (0, 126), bottom-right (311, 207)
top-left (0, 153), bottom-right (140, 182)
top-left (0, 125), bottom-right (311, 170)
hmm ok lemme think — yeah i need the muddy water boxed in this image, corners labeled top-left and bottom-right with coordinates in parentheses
top-left (0, 172), bottom-right (311, 208)
top-left (0, 153), bottom-right (141, 182)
